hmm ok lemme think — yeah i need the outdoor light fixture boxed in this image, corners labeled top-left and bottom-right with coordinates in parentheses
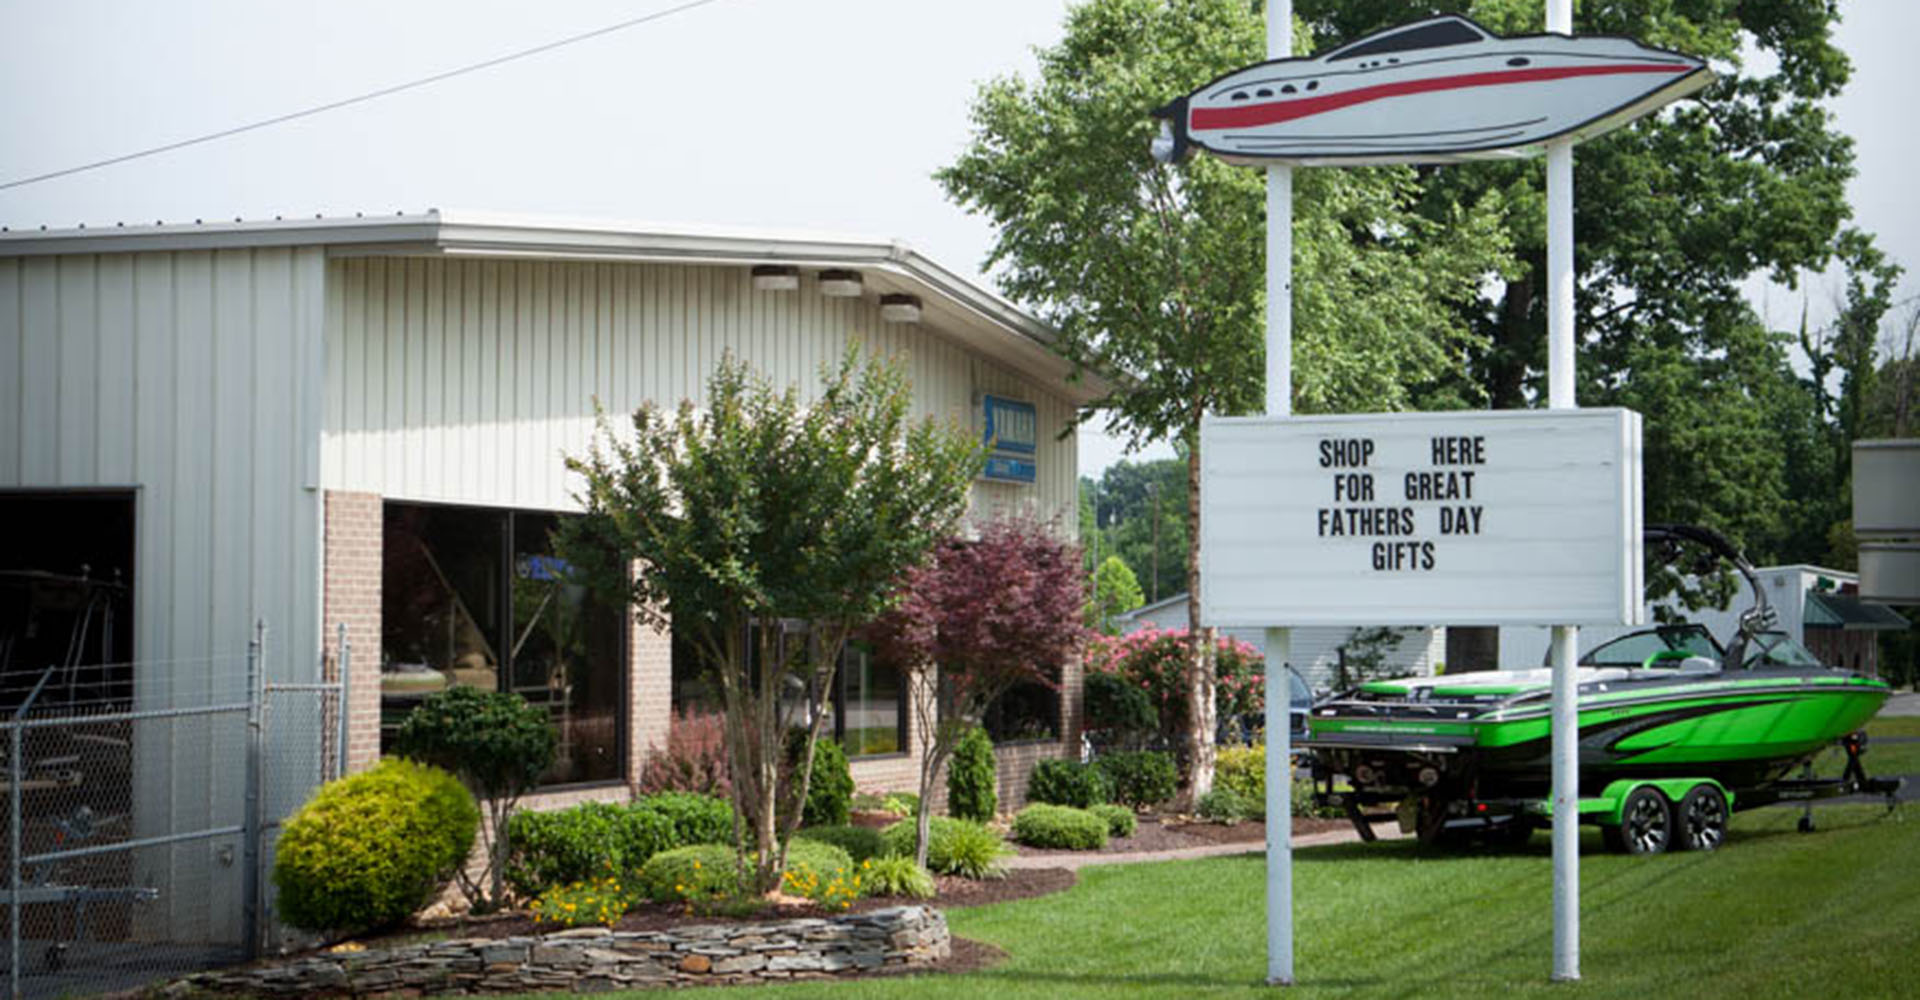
top-left (817, 269), bottom-right (863, 297)
top-left (879, 293), bottom-right (921, 323)
top-left (751, 265), bottom-right (799, 292)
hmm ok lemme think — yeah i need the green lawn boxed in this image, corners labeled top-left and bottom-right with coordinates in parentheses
top-left (595, 804), bottom-right (1918, 1000)
top-left (1812, 716), bottom-right (1920, 778)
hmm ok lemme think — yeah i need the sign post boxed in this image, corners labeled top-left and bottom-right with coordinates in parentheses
top-left (1154, 1), bottom-right (1706, 986)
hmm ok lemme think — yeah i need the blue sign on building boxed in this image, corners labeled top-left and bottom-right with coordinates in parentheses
top-left (982, 454), bottom-right (1037, 484)
top-left (980, 395), bottom-right (1039, 484)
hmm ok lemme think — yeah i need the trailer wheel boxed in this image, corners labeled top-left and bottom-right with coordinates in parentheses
top-left (1604, 786), bottom-right (1672, 855)
top-left (1676, 784), bottom-right (1729, 851)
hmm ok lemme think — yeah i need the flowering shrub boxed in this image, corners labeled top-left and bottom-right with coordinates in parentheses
top-left (1085, 626), bottom-right (1263, 746)
top-left (780, 846), bottom-right (864, 911)
top-left (529, 873), bottom-right (634, 928)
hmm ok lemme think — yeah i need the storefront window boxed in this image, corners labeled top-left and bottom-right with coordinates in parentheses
top-left (983, 678), bottom-right (1060, 744)
top-left (669, 629), bottom-right (905, 758)
top-left (381, 502), bottom-right (625, 785)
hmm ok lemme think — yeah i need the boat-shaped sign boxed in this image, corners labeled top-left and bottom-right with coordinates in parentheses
top-left (1152, 14), bottom-right (1711, 166)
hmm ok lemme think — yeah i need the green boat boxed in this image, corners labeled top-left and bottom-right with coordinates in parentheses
top-left (1303, 524), bottom-right (1903, 854)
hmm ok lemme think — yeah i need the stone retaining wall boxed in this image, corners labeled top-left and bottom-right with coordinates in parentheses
top-left (179, 906), bottom-right (949, 996)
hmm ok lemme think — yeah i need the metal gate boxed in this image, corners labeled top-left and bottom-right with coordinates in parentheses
top-left (1, 622), bottom-right (344, 999)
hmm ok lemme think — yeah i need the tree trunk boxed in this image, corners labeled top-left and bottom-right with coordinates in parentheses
top-left (1184, 436), bottom-right (1216, 800)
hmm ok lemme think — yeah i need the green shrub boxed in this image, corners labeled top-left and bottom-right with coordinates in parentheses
top-left (862, 856), bottom-right (936, 899)
top-left (1088, 802), bottom-right (1136, 838)
top-left (1094, 751), bottom-right (1178, 809)
top-left (273, 758), bottom-right (478, 934)
top-left (780, 839), bottom-right (860, 908)
top-left (785, 730), bottom-right (854, 828)
top-left (882, 792), bottom-right (919, 817)
top-left (947, 726), bottom-right (998, 821)
top-left (1216, 744), bottom-right (1265, 804)
top-left (393, 686), bottom-right (556, 911)
top-left (880, 817), bottom-right (1011, 879)
top-left (794, 824), bottom-right (886, 863)
top-left (1011, 803), bottom-right (1109, 850)
top-left (1197, 787), bottom-right (1252, 825)
top-left (1027, 758), bottom-right (1112, 809)
top-left (504, 792), bottom-right (733, 898)
top-left (638, 844), bottom-right (743, 904)
top-left (1083, 671), bottom-right (1158, 745)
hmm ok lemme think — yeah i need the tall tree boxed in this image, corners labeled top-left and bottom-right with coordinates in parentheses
top-left (939, 0), bottom-right (1510, 796)
top-left (558, 348), bottom-right (977, 891)
top-left (869, 519), bottom-right (1089, 868)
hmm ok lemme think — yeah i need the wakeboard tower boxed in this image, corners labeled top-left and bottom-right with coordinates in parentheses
top-left (1302, 523), bottom-right (1904, 854)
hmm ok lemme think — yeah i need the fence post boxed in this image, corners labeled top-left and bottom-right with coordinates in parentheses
top-left (241, 621), bottom-right (266, 960)
top-left (337, 623), bottom-right (351, 781)
top-left (9, 710), bottom-right (22, 1000)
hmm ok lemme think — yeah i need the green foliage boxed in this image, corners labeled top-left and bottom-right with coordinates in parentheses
top-left (529, 875), bottom-right (633, 929)
top-left (1214, 744), bottom-right (1264, 815)
top-left (1094, 751), bottom-right (1178, 810)
top-left (786, 730), bottom-right (854, 828)
top-left (1082, 672), bottom-right (1158, 747)
top-left (861, 856), bottom-right (936, 899)
top-left (1026, 759), bottom-right (1112, 810)
top-left (793, 824), bottom-right (887, 864)
top-left (880, 817), bottom-right (1011, 880)
top-left (1088, 555), bottom-right (1145, 634)
top-left (392, 685), bottom-right (556, 911)
top-left (638, 844), bottom-right (744, 905)
top-left (1080, 460), bottom-right (1190, 602)
top-left (779, 839), bottom-right (861, 909)
top-left (1086, 627), bottom-right (1262, 750)
top-left (272, 759), bottom-right (478, 935)
top-left (1088, 802), bottom-right (1136, 839)
top-left (1332, 627), bottom-right (1418, 689)
top-left (504, 792), bottom-right (733, 898)
top-left (560, 346), bottom-right (979, 892)
top-left (946, 726), bottom-right (998, 822)
top-left (1196, 787), bottom-right (1252, 826)
top-left (1011, 804), bottom-right (1109, 850)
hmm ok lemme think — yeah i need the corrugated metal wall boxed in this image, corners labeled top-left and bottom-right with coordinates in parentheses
top-left (0, 247), bottom-right (328, 946)
top-left (319, 257), bottom-right (1079, 529)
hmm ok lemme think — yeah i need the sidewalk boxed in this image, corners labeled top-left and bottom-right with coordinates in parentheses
top-left (1003, 820), bottom-right (1402, 871)
top-left (1881, 691), bottom-right (1920, 718)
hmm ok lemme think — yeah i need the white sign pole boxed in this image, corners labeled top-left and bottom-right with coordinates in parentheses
top-left (1545, 0), bottom-right (1581, 983)
top-left (1264, 0), bottom-right (1295, 988)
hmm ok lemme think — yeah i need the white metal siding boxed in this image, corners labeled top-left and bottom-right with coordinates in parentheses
top-left (321, 257), bottom-right (1079, 530)
top-left (0, 248), bottom-right (328, 946)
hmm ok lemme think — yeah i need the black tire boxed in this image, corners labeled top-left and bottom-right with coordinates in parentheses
top-left (1415, 796), bottom-right (1458, 848)
top-left (1606, 786), bottom-right (1672, 855)
top-left (1676, 784), bottom-right (1729, 851)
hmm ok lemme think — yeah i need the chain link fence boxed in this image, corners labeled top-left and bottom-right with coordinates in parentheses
top-left (0, 622), bottom-right (342, 999)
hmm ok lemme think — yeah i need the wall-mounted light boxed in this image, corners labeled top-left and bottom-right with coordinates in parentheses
top-left (817, 269), bottom-right (864, 297)
top-left (751, 265), bottom-right (799, 292)
top-left (880, 293), bottom-right (922, 324)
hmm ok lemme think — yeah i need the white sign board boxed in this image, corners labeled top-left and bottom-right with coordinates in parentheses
top-left (1200, 408), bottom-right (1643, 627)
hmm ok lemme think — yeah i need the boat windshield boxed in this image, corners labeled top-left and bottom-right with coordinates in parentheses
top-left (1742, 631), bottom-right (1825, 669)
top-left (1577, 625), bottom-right (1722, 668)
top-left (1326, 18), bottom-right (1488, 62)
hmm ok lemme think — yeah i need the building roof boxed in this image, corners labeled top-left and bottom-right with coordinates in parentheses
top-left (1804, 591), bottom-right (1911, 631)
top-left (0, 209), bottom-right (1107, 403)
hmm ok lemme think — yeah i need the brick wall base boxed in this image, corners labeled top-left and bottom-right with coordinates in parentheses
top-left (322, 490), bottom-right (383, 773)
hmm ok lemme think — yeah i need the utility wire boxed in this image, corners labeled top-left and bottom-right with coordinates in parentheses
top-left (0, 0), bottom-right (732, 193)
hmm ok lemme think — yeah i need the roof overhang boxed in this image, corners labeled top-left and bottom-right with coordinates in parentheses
top-left (1803, 591), bottom-right (1911, 632)
top-left (0, 210), bottom-right (1107, 405)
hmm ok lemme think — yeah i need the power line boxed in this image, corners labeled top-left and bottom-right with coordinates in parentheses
top-left (0, 0), bottom-right (734, 193)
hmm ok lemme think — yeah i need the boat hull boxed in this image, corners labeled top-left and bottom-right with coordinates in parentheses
top-left (1305, 673), bottom-right (1892, 799)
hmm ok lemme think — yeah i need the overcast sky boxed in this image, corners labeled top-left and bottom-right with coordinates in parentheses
top-left (3, 0), bottom-right (1912, 475)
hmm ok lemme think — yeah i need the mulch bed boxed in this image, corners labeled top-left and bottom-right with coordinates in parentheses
top-left (1010, 812), bottom-right (1349, 856)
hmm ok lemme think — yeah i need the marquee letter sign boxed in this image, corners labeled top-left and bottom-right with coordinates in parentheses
top-left (1151, 14), bottom-right (1710, 166)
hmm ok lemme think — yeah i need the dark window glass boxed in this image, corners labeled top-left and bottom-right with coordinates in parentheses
top-left (380, 503), bottom-right (625, 785)
top-left (1327, 19), bottom-right (1486, 62)
top-left (983, 676), bottom-right (1060, 743)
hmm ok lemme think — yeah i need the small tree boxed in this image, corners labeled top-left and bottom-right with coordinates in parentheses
top-left (559, 347), bottom-right (977, 892)
top-left (1088, 555), bottom-right (1145, 635)
top-left (392, 685), bottom-right (555, 912)
top-left (870, 518), bottom-right (1088, 868)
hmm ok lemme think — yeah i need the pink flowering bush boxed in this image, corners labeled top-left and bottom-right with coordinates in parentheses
top-left (1085, 626), bottom-right (1263, 746)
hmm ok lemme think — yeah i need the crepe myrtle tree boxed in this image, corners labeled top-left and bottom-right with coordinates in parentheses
top-left (869, 517), bottom-right (1090, 868)
top-left (557, 347), bottom-right (978, 892)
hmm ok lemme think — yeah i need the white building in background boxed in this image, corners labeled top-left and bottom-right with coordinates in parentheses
top-left (0, 210), bottom-right (1099, 948)
top-left (1115, 592), bottom-right (1444, 692)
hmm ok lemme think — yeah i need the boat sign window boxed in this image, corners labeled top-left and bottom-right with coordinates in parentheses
top-left (1326, 18), bottom-right (1487, 62)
